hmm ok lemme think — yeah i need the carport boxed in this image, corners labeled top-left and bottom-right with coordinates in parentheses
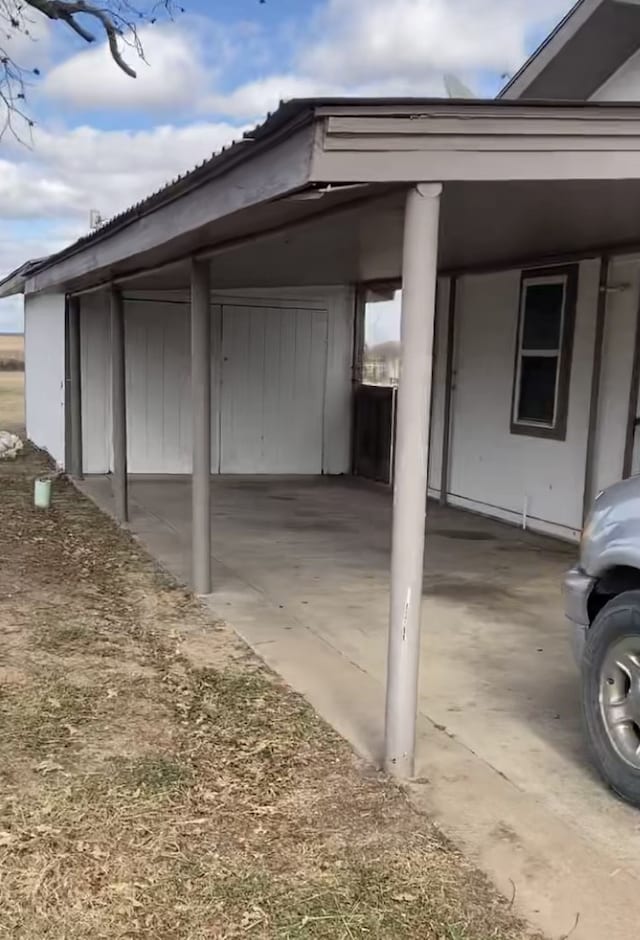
top-left (78, 466), bottom-right (640, 931)
top-left (11, 97), bottom-right (640, 786)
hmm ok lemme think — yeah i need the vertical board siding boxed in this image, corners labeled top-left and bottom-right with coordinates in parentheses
top-left (80, 292), bottom-right (111, 473)
top-left (125, 302), bottom-right (194, 474)
top-left (210, 305), bottom-right (223, 472)
top-left (427, 277), bottom-right (450, 496)
top-left (220, 304), bottom-right (328, 474)
top-left (79, 288), bottom-right (352, 477)
top-left (24, 293), bottom-right (66, 466)
top-left (323, 288), bottom-right (354, 475)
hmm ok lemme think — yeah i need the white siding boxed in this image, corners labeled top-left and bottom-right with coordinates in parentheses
top-left (220, 305), bottom-right (327, 474)
top-left (447, 261), bottom-right (600, 540)
top-left (592, 48), bottom-right (640, 101)
top-left (592, 256), bottom-right (640, 495)
top-left (24, 292), bottom-right (66, 466)
top-left (427, 277), bottom-right (451, 498)
top-left (125, 301), bottom-right (196, 474)
top-left (323, 289), bottom-right (354, 475)
top-left (79, 287), bottom-right (353, 477)
top-left (81, 292), bottom-right (111, 474)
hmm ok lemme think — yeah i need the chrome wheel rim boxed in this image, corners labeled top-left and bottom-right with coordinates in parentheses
top-left (599, 637), bottom-right (640, 770)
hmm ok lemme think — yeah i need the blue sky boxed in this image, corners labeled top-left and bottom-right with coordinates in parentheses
top-left (0, 0), bottom-right (574, 333)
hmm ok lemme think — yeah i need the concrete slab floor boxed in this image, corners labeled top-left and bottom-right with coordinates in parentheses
top-left (79, 474), bottom-right (640, 940)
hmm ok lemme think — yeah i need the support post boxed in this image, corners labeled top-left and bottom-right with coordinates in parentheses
top-left (110, 286), bottom-right (128, 523)
top-left (384, 183), bottom-right (442, 778)
top-left (191, 259), bottom-right (212, 595)
top-left (68, 295), bottom-right (83, 479)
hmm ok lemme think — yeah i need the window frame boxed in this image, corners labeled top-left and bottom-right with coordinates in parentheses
top-left (510, 264), bottom-right (578, 442)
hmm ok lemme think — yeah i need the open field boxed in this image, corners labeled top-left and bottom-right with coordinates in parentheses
top-left (0, 371), bottom-right (24, 435)
top-left (0, 446), bottom-right (539, 940)
top-left (0, 333), bottom-right (24, 370)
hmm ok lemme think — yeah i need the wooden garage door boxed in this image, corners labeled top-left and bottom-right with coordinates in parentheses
top-left (220, 305), bottom-right (328, 474)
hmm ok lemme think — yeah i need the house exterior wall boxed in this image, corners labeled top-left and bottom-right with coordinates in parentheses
top-left (81, 291), bottom-right (111, 474)
top-left (427, 277), bottom-right (450, 499)
top-left (125, 299), bottom-right (195, 474)
top-left (24, 292), bottom-right (66, 467)
top-left (592, 255), bottom-right (640, 494)
top-left (220, 304), bottom-right (328, 474)
top-left (80, 287), bottom-right (353, 476)
top-left (444, 261), bottom-right (600, 540)
top-left (591, 48), bottom-right (640, 101)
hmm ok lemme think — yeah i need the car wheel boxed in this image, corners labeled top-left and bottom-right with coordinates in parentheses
top-left (583, 589), bottom-right (640, 807)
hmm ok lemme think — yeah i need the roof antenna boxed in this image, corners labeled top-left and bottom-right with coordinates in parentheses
top-left (443, 74), bottom-right (476, 99)
top-left (89, 209), bottom-right (104, 230)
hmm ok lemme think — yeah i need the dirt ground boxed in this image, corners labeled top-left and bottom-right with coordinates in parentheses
top-left (0, 371), bottom-right (25, 435)
top-left (0, 448), bottom-right (540, 940)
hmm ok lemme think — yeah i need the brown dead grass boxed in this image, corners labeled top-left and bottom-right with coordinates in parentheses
top-left (0, 447), bottom-right (542, 940)
top-left (0, 333), bottom-right (24, 374)
top-left (0, 371), bottom-right (24, 434)
top-left (0, 332), bottom-right (24, 361)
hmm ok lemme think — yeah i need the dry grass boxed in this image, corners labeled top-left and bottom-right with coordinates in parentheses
top-left (0, 333), bottom-right (24, 371)
top-left (0, 332), bottom-right (23, 357)
top-left (0, 447), bottom-right (541, 940)
top-left (0, 333), bottom-right (24, 357)
top-left (0, 371), bottom-right (24, 434)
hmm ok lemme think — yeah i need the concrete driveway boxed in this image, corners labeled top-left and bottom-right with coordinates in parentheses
top-left (81, 474), bottom-right (640, 939)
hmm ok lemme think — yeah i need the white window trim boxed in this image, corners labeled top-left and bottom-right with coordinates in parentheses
top-left (512, 273), bottom-right (568, 431)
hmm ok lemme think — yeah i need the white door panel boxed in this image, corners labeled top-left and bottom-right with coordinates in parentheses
top-left (220, 305), bottom-right (327, 474)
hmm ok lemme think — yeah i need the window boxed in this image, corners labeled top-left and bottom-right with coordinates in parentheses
top-left (361, 285), bottom-right (402, 387)
top-left (511, 265), bottom-right (578, 441)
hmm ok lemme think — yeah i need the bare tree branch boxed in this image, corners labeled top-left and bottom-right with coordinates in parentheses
top-left (0, 0), bottom-right (180, 139)
top-left (24, 0), bottom-right (174, 77)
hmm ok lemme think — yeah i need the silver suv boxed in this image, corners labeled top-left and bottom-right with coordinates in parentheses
top-left (566, 477), bottom-right (640, 807)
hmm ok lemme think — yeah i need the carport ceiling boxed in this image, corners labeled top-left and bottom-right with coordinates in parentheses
top-left (117, 178), bottom-right (640, 292)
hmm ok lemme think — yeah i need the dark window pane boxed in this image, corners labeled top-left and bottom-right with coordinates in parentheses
top-left (522, 283), bottom-right (564, 350)
top-left (517, 356), bottom-right (558, 425)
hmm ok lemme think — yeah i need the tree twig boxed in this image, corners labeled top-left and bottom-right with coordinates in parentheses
top-left (0, 0), bottom-right (177, 139)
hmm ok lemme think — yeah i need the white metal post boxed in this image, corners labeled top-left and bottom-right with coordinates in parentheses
top-left (110, 286), bottom-right (128, 523)
top-left (191, 259), bottom-right (212, 595)
top-left (384, 183), bottom-right (442, 778)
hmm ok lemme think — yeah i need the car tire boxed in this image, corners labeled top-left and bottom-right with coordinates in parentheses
top-left (582, 590), bottom-right (640, 807)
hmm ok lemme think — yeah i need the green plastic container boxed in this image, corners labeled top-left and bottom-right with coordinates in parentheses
top-left (34, 478), bottom-right (52, 510)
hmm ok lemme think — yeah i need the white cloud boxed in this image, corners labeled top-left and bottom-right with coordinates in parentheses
top-left (203, 71), bottom-right (449, 123)
top-left (0, 0), bottom-right (576, 310)
top-left (0, 116), bottom-right (243, 335)
top-left (302, 0), bottom-right (572, 88)
top-left (0, 228), bottom-right (66, 333)
top-left (0, 296), bottom-right (24, 333)
top-left (1, 10), bottom-right (52, 70)
top-left (0, 120), bottom-right (243, 221)
top-left (34, 1), bottom-right (576, 123)
top-left (191, 0), bottom-right (573, 122)
top-left (43, 22), bottom-right (212, 111)
top-left (203, 74), bottom-right (340, 120)
top-left (0, 160), bottom-right (77, 217)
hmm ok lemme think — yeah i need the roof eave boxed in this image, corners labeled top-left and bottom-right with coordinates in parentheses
top-left (499, 0), bottom-right (599, 99)
top-left (0, 259), bottom-right (47, 298)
